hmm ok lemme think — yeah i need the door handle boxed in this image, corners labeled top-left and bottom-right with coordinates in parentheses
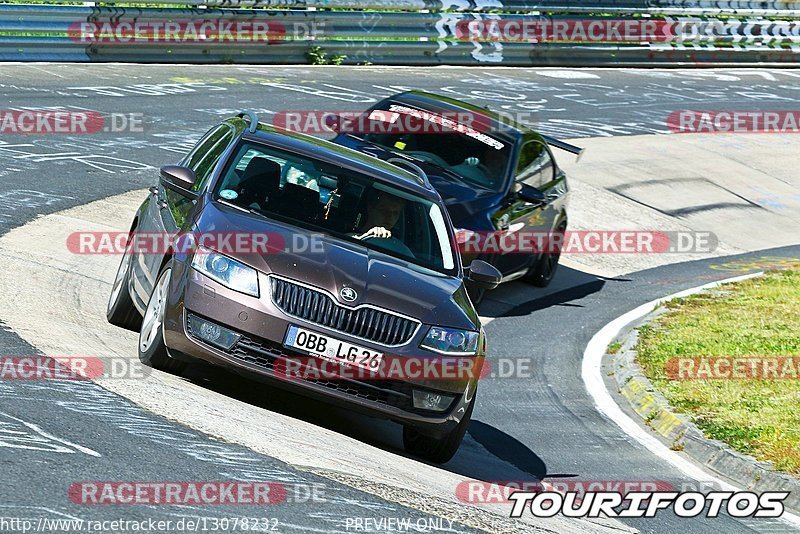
top-left (157, 200), bottom-right (169, 209)
top-left (149, 186), bottom-right (159, 195)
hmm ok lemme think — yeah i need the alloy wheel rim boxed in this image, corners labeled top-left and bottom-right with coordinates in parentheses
top-left (139, 269), bottom-right (170, 353)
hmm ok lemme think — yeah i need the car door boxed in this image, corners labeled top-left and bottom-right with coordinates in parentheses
top-left (490, 138), bottom-right (556, 278)
top-left (133, 124), bottom-right (234, 305)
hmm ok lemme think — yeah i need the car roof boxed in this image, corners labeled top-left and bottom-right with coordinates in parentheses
top-left (384, 91), bottom-right (544, 145)
top-left (224, 116), bottom-right (441, 200)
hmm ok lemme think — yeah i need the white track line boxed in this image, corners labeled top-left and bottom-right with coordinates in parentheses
top-left (581, 271), bottom-right (800, 527)
top-left (0, 411), bottom-right (101, 457)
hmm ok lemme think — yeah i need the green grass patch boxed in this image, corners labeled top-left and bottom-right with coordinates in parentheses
top-left (636, 270), bottom-right (800, 474)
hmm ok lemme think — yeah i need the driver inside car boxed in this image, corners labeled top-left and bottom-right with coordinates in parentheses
top-left (451, 146), bottom-right (504, 187)
top-left (352, 188), bottom-right (415, 257)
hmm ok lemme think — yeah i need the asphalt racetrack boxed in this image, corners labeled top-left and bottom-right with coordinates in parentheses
top-left (1, 64), bottom-right (799, 534)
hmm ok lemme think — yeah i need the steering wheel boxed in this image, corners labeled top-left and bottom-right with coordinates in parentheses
top-left (406, 151), bottom-right (450, 168)
top-left (476, 163), bottom-right (493, 179)
top-left (359, 234), bottom-right (415, 258)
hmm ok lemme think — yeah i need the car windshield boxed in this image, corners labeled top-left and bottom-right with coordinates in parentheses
top-left (354, 102), bottom-right (512, 190)
top-left (213, 141), bottom-right (457, 275)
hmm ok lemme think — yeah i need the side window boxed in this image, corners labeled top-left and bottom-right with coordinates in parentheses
top-left (515, 141), bottom-right (554, 189)
top-left (180, 125), bottom-right (225, 168)
top-left (191, 129), bottom-right (234, 192)
top-left (166, 125), bottom-right (232, 229)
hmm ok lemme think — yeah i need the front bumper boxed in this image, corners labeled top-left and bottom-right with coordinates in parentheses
top-left (162, 260), bottom-right (478, 434)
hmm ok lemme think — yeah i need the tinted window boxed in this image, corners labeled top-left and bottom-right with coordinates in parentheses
top-left (166, 125), bottom-right (233, 229)
top-left (192, 129), bottom-right (234, 191)
top-left (214, 142), bottom-right (457, 275)
top-left (515, 141), bottom-right (554, 189)
top-left (357, 103), bottom-right (511, 190)
top-left (182, 125), bottom-right (226, 168)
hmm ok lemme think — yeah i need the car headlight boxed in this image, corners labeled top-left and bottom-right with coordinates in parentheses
top-left (420, 326), bottom-right (479, 356)
top-left (191, 247), bottom-right (259, 297)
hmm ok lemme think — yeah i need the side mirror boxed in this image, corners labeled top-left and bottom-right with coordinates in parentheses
top-left (466, 259), bottom-right (501, 291)
top-left (160, 165), bottom-right (198, 200)
top-left (513, 182), bottom-right (546, 204)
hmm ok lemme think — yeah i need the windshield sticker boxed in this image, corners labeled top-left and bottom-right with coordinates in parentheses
top-left (369, 110), bottom-right (400, 123)
top-left (388, 104), bottom-right (505, 150)
top-left (220, 189), bottom-right (238, 200)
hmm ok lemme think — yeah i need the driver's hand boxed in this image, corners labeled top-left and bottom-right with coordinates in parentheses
top-left (357, 226), bottom-right (392, 240)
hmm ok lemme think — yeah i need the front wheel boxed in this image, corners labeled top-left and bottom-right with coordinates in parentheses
top-left (525, 224), bottom-right (565, 288)
top-left (138, 264), bottom-right (186, 375)
top-left (403, 397), bottom-right (474, 464)
top-left (107, 235), bottom-right (142, 331)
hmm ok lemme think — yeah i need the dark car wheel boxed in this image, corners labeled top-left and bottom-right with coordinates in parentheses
top-left (138, 264), bottom-right (186, 375)
top-left (107, 235), bottom-right (143, 331)
top-left (403, 397), bottom-right (474, 464)
top-left (525, 223), bottom-right (566, 288)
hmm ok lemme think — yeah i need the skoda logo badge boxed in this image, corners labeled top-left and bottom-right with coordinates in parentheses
top-left (340, 287), bottom-right (357, 302)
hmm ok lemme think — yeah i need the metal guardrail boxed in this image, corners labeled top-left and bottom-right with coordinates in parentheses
top-left (1, 2), bottom-right (800, 64)
top-left (13, 0), bottom-right (800, 16)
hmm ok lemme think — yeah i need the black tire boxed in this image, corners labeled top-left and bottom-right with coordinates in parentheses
top-left (525, 223), bottom-right (566, 288)
top-left (106, 235), bottom-right (143, 331)
top-left (138, 264), bottom-right (186, 375)
top-left (403, 397), bottom-right (474, 464)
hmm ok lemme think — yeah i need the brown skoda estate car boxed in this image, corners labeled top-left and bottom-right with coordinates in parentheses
top-left (107, 111), bottom-right (501, 463)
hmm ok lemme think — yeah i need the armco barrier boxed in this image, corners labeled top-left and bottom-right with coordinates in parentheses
top-left (1, 2), bottom-right (799, 64)
top-left (15, 1), bottom-right (800, 16)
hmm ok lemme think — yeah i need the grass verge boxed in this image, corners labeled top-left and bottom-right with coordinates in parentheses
top-left (635, 269), bottom-right (800, 475)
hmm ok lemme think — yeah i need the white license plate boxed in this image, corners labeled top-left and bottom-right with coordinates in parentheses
top-left (284, 325), bottom-right (383, 372)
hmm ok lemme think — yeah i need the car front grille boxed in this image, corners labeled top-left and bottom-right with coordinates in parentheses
top-left (269, 276), bottom-right (420, 346)
top-left (186, 314), bottom-right (459, 414)
top-left (229, 333), bottom-right (414, 410)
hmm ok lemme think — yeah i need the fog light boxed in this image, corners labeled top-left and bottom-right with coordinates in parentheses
top-left (412, 390), bottom-right (455, 412)
top-left (200, 322), bottom-right (221, 342)
top-left (188, 314), bottom-right (241, 350)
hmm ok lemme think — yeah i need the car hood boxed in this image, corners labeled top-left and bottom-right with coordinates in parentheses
top-left (333, 135), bottom-right (502, 228)
top-left (193, 201), bottom-right (479, 331)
